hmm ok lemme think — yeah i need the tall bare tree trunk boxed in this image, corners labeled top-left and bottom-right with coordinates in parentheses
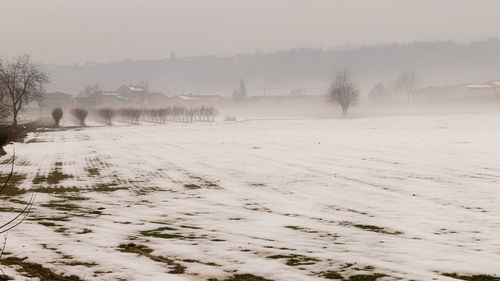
top-left (12, 106), bottom-right (18, 126)
top-left (341, 104), bottom-right (348, 116)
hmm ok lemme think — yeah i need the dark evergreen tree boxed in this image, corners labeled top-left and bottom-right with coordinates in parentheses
top-left (238, 79), bottom-right (247, 99)
top-left (232, 79), bottom-right (248, 101)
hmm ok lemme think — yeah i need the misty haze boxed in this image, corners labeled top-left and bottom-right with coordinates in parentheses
top-left (1, 1), bottom-right (500, 281)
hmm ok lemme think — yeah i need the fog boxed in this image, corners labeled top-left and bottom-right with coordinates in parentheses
top-left (2, 0), bottom-right (500, 64)
top-left (43, 40), bottom-right (500, 96)
top-left (2, 2), bottom-right (500, 281)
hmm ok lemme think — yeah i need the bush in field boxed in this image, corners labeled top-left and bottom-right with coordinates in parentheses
top-left (118, 108), bottom-right (142, 124)
top-left (70, 108), bottom-right (88, 126)
top-left (327, 68), bottom-right (359, 116)
top-left (97, 108), bottom-right (114, 125)
top-left (51, 108), bottom-right (63, 127)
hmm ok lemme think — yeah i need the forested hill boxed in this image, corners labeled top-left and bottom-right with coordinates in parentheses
top-left (45, 39), bottom-right (500, 96)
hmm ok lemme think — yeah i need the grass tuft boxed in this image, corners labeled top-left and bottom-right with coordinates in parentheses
top-left (266, 254), bottom-right (319, 266)
top-left (118, 243), bottom-right (186, 274)
top-left (208, 274), bottom-right (274, 281)
top-left (443, 273), bottom-right (500, 281)
top-left (0, 256), bottom-right (84, 281)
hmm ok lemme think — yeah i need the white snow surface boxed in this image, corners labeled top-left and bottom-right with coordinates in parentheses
top-left (1, 112), bottom-right (500, 280)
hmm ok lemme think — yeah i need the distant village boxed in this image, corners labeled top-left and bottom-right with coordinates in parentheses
top-left (413, 80), bottom-right (500, 102)
top-left (42, 78), bottom-right (500, 113)
top-left (41, 81), bottom-right (329, 112)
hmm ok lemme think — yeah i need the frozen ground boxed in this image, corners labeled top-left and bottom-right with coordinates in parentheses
top-left (0, 112), bottom-right (499, 280)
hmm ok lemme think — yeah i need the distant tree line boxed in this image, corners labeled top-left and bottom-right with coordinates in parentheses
top-left (369, 71), bottom-right (422, 103)
top-left (326, 69), bottom-right (423, 116)
top-left (46, 39), bottom-right (500, 95)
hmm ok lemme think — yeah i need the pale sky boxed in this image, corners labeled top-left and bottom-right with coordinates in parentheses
top-left (1, 0), bottom-right (499, 64)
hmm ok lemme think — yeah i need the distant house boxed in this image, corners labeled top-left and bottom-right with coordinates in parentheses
top-left (117, 85), bottom-right (147, 97)
top-left (100, 91), bottom-right (128, 108)
top-left (143, 92), bottom-right (171, 107)
top-left (96, 87), bottom-right (172, 108)
top-left (42, 92), bottom-right (76, 111)
top-left (246, 94), bottom-right (326, 103)
top-left (172, 94), bottom-right (226, 105)
top-left (415, 81), bottom-right (500, 101)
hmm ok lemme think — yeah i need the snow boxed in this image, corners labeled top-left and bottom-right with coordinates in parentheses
top-left (128, 86), bottom-right (145, 92)
top-left (1, 112), bottom-right (500, 280)
top-left (101, 92), bottom-right (118, 96)
top-left (177, 95), bottom-right (198, 100)
top-left (466, 84), bottom-right (491, 89)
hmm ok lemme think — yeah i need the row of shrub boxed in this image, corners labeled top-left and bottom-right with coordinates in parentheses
top-left (51, 108), bottom-right (88, 126)
top-left (142, 106), bottom-right (219, 123)
top-left (50, 106), bottom-right (219, 126)
top-left (114, 106), bottom-right (219, 124)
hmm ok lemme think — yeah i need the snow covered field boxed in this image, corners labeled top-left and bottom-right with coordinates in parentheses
top-left (1, 112), bottom-right (500, 281)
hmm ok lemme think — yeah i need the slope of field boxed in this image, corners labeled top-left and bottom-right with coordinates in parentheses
top-left (0, 113), bottom-right (499, 281)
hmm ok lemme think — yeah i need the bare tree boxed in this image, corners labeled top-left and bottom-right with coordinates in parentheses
top-left (327, 69), bottom-right (359, 116)
top-left (0, 55), bottom-right (49, 126)
top-left (97, 108), bottom-right (114, 125)
top-left (395, 72), bottom-right (421, 100)
top-left (51, 108), bottom-right (63, 127)
top-left (70, 108), bottom-right (88, 126)
top-left (117, 108), bottom-right (141, 124)
top-left (369, 82), bottom-right (390, 103)
top-left (290, 88), bottom-right (306, 97)
top-left (79, 83), bottom-right (101, 97)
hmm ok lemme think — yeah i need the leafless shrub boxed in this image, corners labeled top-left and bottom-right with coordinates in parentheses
top-left (395, 71), bottom-right (421, 101)
top-left (51, 108), bottom-right (63, 127)
top-left (157, 108), bottom-right (168, 123)
top-left (116, 106), bottom-right (218, 124)
top-left (163, 106), bottom-right (218, 123)
top-left (327, 68), bottom-right (359, 116)
top-left (97, 108), bottom-right (114, 125)
top-left (118, 108), bottom-right (142, 124)
top-left (70, 108), bottom-right (88, 126)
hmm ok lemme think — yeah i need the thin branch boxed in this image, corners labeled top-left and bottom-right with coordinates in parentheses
top-left (0, 193), bottom-right (36, 234)
top-left (0, 234), bottom-right (7, 260)
top-left (0, 145), bottom-right (15, 194)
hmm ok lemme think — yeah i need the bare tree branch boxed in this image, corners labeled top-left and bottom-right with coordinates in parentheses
top-left (327, 68), bottom-right (359, 116)
top-left (0, 55), bottom-right (49, 125)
